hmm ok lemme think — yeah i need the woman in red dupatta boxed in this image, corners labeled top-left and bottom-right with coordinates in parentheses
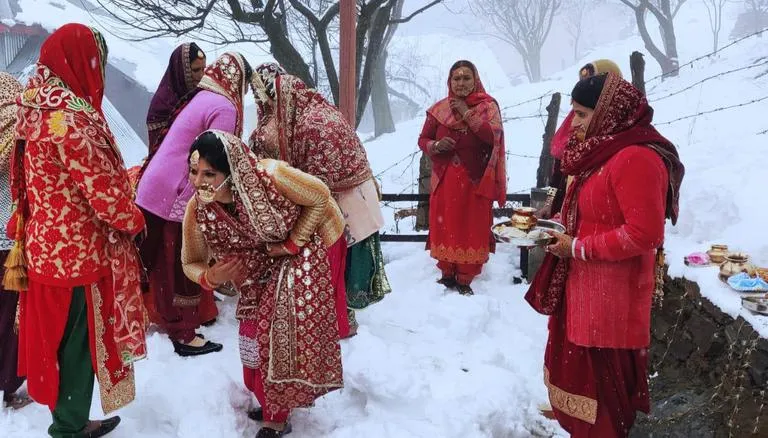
top-left (11, 23), bottom-right (147, 437)
top-left (526, 73), bottom-right (684, 437)
top-left (181, 130), bottom-right (344, 438)
top-left (249, 64), bottom-right (390, 337)
top-left (417, 60), bottom-right (506, 295)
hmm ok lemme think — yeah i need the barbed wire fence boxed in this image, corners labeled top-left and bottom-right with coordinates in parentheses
top-left (377, 28), bottom-right (768, 219)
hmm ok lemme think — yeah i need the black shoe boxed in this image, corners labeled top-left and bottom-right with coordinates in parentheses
top-left (255, 423), bottom-right (292, 437)
top-left (172, 339), bottom-right (223, 357)
top-left (247, 407), bottom-right (263, 421)
top-left (436, 277), bottom-right (457, 289)
top-left (457, 284), bottom-right (474, 296)
top-left (83, 416), bottom-right (121, 438)
top-left (201, 318), bottom-right (217, 327)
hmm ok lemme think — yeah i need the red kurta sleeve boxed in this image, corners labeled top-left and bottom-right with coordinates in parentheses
top-left (580, 147), bottom-right (668, 261)
top-left (54, 139), bottom-right (145, 236)
top-left (418, 114), bottom-right (439, 155)
top-left (464, 107), bottom-right (497, 146)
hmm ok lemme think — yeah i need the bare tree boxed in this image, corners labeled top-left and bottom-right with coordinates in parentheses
top-left (731, 0), bottom-right (768, 39)
top-left (470, 0), bottom-right (562, 82)
top-left (618, 1), bottom-right (687, 78)
top-left (94, 0), bottom-right (445, 129)
top-left (702, 0), bottom-right (727, 52)
top-left (561, 0), bottom-right (606, 62)
top-left (563, 0), bottom-right (588, 62)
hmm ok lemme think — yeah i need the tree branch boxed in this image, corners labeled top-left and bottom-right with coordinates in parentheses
top-left (388, 0), bottom-right (443, 24)
top-left (288, 0), bottom-right (320, 26)
top-left (226, 0), bottom-right (266, 22)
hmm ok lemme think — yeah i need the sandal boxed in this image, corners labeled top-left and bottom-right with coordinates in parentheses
top-left (456, 284), bottom-right (474, 296)
top-left (4, 393), bottom-right (32, 410)
top-left (436, 277), bottom-right (458, 289)
top-left (255, 423), bottom-right (292, 437)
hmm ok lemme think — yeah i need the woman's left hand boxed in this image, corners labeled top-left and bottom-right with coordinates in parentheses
top-left (545, 231), bottom-right (573, 258)
top-left (450, 98), bottom-right (470, 117)
top-left (266, 242), bottom-right (291, 257)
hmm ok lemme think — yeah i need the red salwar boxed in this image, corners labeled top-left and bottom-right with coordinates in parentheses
top-left (530, 75), bottom-right (682, 438)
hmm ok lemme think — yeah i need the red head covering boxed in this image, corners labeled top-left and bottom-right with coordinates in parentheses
top-left (426, 61), bottom-right (507, 206)
top-left (37, 23), bottom-right (108, 114)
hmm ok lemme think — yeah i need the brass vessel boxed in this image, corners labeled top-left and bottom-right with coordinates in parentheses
top-left (707, 244), bottom-right (729, 265)
top-left (719, 252), bottom-right (755, 282)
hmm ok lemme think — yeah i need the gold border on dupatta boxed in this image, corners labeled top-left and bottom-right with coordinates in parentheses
top-left (585, 72), bottom-right (621, 139)
top-left (90, 282), bottom-right (136, 413)
top-left (543, 366), bottom-right (598, 425)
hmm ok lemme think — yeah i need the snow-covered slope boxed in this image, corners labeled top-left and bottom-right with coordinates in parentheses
top-left (2, 2), bottom-right (767, 437)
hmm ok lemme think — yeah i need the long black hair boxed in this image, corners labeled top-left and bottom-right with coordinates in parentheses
top-left (189, 131), bottom-right (231, 175)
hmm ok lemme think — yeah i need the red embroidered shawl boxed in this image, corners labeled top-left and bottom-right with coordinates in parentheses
top-left (197, 131), bottom-right (343, 410)
top-left (249, 74), bottom-right (372, 192)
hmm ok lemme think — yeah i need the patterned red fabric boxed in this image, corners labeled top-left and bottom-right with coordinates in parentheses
top-left (35, 23), bottom-right (107, 114)
top-left (12, 24), bottom-right (146, 412)
top-left (425, 62), bottom-right (506, 205)
top-left (197, 132), bottom-right (342, 414)
top-left (561, 73), bottom-right (683, 224)
top-left (249, 75), bottom-right (372, 192)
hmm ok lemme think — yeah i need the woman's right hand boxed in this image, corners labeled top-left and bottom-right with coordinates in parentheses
top-left (206, 257), bottom-right (246, 286)
top-left (432, 137), bottom-right (456, 153)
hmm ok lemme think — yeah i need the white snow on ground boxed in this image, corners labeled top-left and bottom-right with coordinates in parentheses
top-left (2, 1), bottom-right (768, 437)
top-left (0, 243), bottom-right (563, 438)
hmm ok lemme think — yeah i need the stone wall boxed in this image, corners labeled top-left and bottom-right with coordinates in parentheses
top-left (632, 276), bottom-right (768, 437)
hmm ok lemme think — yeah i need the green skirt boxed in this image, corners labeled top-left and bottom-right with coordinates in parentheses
top-left (346, 232), bottom-right (391, 310)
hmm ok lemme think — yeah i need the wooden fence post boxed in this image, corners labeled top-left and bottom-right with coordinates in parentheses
top-left (536, 93), bottom-right (561, 188)
top-left (415, 153), bottom-right (431, 231)
top-left (631, 51), bottom-right (646, 95)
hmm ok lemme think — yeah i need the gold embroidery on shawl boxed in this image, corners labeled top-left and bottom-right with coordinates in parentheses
top-left (544, 366), bottom-right (597, 425)
top-left (90, 282), bottom-right (136, 413)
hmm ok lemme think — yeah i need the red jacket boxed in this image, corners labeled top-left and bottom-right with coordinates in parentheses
top-left (15, 74), bottom-right (145, 287)
top-left (566, 146), bottom-right (668, 348)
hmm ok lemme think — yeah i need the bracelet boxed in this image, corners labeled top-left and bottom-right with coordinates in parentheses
top-left (282, 239), bottom-right (300, 255)
top-left (200, 270), bottom-right (219, 291)
top-left (571, 237), bottom-right (578, 259)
